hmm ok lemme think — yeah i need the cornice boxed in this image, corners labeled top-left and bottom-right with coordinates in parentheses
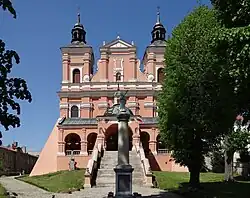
top-left (58, 89), bottom-right (160, 98)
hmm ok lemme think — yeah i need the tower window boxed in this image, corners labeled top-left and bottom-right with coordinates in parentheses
top-left (71, 105), bottom-right (79, 118)
top-left (157, 68), bottom-right (164, 84)
top-left (73, 69), bottom-right (80, 83)
top-left (116, 72), bottom-right (121, 81)
top-left (73, 32), bottom-right (78, 40)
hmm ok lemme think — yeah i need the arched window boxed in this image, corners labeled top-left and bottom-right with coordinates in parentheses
top-left (73, 32), bottom-right (77, 39)
top-left (156, 31), bottom-right (160, 40)
top-left (157, 68), bottom-right (164, 84)
top-left (71, 105), bottom-right (79, 118)
top-left (73, 69), bottom-right (80, 83)
top-left (116, 72), bottom-right (121, 81)
top-left (65, 133), bottom-right (81, 153)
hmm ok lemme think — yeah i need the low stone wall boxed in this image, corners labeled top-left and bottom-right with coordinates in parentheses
top-left (0, 147), bottom-right (38, 175)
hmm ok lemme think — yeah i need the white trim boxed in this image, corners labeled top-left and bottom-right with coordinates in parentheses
top-left (60, 103), bottom-right (68, 109)
top-left (61, 85), bottom-right (69, 89)
top-left (80, 103), bottom-right (93, 109)
top-left (127, 102), bottom-right (138, 108)
top-left (70, 85), bottom-right (80, 89)
top-left (144, 102), bottom-right (154, 108)
top-left (98, 102), bottom-right (109, 109)
top-left (70, 67), bottom-right (83, 83)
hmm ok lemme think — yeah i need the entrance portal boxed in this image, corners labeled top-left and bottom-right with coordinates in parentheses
top-left (105, 124), bottom-right (133, 151)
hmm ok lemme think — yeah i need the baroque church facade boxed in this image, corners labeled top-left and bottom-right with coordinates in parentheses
top-left (30, 11), bottom-right (187, 176)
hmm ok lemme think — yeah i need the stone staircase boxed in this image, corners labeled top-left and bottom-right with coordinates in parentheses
top-left (96, 151), bottom-right (144, 187)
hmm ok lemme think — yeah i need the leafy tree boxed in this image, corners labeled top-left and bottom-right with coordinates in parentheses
top-left (158, 6), bottom-right (230, 188)
top-left (211, 0), bottom-right (250, 28)
top-left (0, 0), bottom-right (32, 145)
top-left (211, 0), bottom-right (250, 181)
top-left (222, 115), bottom-right (250, 180)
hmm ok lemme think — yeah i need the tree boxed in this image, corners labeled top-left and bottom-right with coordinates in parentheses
top-left (0, 0), bottom-right (32, 145)
top-left (211, 0), bottom-right (250, 181)
top-left (158, 6), bottom-right (234, 188)
top-left (223, 115), bottom-right (250, 180)
top-left (211, 0), bottom-right (250, 28)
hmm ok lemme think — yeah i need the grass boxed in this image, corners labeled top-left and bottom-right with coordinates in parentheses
top-left (153, 171), bottom-right (250, 198)
top-left (0, 184), bottom-right (7, 198)
top-left (17, 169), bottom-right (85, 193)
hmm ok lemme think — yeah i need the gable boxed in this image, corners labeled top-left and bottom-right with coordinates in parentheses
top-left (110, 42), bottom-right (129, 48)
top-left (103, 38), bottom-right (134, 49)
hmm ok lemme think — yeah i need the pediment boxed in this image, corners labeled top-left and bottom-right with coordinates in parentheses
top-left (103, 38), bottom-right (134, 49)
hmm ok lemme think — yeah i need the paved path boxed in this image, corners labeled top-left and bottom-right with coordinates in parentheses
top-left (0, 176), bottom-right (182, 198)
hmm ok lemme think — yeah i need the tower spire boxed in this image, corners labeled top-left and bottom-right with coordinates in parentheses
top-left (77, 6), bottom-right (81, 24)
top-left (71, 7), bottom-right (86, 44)
top-left (150, 6), bottom-right (166, 44)
top-left (156, 6), bottom-right (160, 24)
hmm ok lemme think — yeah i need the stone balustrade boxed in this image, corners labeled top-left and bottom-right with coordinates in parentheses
top-left (84, 143), bottom-right (103, 188)
top-left (65, 150), bottom-right (81, 156)
top-left (135, 143), bottom-right (153, 187)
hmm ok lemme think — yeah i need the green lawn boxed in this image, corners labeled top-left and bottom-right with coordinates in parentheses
top-left (0, 184), bottom-right (7, 198)
top-left (153, 171), bottom-right (250, 198)
top-left (18, 169), bottom-right (85, 193)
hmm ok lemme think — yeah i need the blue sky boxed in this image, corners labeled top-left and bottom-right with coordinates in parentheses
top-left (0, 0), bottom-right (210, 151)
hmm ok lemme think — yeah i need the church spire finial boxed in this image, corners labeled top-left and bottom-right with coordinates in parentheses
top-left (71, 6), bottom-right (86, 44)
top-left (77, 6), bottom-right (81, 24)
top-left (156, 6), bottom-right (161, 24)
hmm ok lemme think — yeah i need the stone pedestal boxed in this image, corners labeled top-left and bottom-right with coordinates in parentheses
top-left (114, 164), bottom-right (134, 198)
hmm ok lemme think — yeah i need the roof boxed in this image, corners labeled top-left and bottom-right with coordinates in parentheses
top-left (58, 117), bottom-right (158, 126)
top-left (149, 40), bottom-right (167, 47)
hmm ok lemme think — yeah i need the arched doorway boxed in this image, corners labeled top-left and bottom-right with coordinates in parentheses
top-left (140, 131), bottom-right (150, 154)
top-left (87, 133), bottom-right (97, 153)
top-left (64, 133), bottom-right (81, 155)
top-left (105, 124), bottom-right (133, 151)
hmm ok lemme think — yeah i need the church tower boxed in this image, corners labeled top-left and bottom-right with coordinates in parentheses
top-left (59, 12), bottom-right (94, 118)
top-left (143, 7), bottom-right (166, 84)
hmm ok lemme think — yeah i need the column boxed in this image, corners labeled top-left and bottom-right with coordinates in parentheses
top-left (58, 129), bottom-right (65, 156)
top-left (117, 113), bottom-right (130, 165)
top-left (80, 128), bottom-right (88, 156)
top-left (99, 51), bottom-right (109, 81)
top-left (129, 55), bottom-right (137, 81)
top-left (149, 128), bottom-right (157, 155)
top-left (114, 111), bottom-right (134, 197)
top-left (62, 54), bottom-right (69, 83)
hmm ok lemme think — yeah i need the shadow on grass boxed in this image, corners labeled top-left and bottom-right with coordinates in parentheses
top-left (168, 181), bottom-right (250, 198)
top-left (141, 192), bottom-right (181, 198)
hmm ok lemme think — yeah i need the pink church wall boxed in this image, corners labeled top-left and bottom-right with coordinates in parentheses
top-left (57, 156), bottom-right (90, 171)
top-left (30, 119), bottom-right (60, 176)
